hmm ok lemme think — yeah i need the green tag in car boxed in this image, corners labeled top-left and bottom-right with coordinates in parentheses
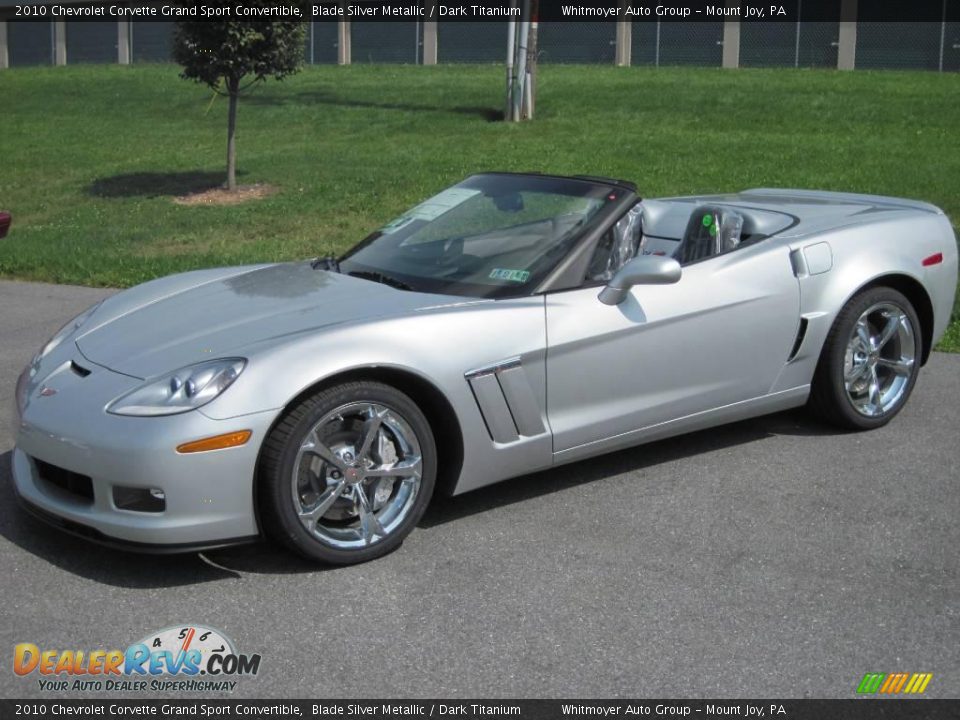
top-left (489, 268), bottom-right (531, 283)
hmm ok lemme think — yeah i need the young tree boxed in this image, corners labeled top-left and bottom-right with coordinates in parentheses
top-left (173, 17), bottom-right (306, 191)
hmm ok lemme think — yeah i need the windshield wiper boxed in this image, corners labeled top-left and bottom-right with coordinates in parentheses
top-left (347, 270), bottom-right (414, 292)
top-left (311, 255), bottom-right (340, 272)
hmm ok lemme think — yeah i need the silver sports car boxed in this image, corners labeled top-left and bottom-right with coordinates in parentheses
top-left (12, 173), bottom-right (958, 564)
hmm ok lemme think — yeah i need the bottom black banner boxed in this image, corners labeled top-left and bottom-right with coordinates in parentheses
top-left (1, 700), bottom-right (958, 720)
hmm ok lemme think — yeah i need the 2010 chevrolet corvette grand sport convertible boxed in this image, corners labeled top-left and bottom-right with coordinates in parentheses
top-left (12, 173), bottom-right (959, 564)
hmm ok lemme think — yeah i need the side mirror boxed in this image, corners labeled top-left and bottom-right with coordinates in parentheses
top-left (598, 255), bottom-right (681, 305)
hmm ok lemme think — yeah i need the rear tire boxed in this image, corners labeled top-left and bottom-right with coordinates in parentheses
top-left (258, 381), bottom-right (436, 565)
top-left (808, 287), bottom-right (922, 430)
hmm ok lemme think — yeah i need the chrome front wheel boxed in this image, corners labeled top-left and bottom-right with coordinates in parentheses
top-left (293, 401), bottom-right (423, 550)
top-left (259, 381), bottom-right (436, 565)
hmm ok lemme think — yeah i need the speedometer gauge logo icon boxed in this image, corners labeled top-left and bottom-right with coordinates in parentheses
top-left (135, 625), bottom-right (236, 672)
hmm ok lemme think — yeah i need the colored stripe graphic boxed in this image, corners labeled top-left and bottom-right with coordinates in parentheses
top-left (904, 673), bottom-right (933, 694)
top-left (879, 674), bottom-right (898, 693)
top-left (857, 673), bottom-right (885, 694)
top-left (880, 673), bottom-right (909, 695)
top-left (857, 672), bottom-right (932, 694)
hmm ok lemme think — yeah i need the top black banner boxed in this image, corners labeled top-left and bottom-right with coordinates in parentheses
top-left (5, 0), bottom-right (960, 23)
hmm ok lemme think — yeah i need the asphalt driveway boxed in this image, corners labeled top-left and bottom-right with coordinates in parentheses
top-left (1, 279), bottom-right (958, 699)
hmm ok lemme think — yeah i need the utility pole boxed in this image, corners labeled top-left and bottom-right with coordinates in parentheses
top-left (527, 0), bottom-right (538, 119)
top-left (505, 5), bottom-right (516, 119)
top-left (505, 0), bottom-right (538, 121)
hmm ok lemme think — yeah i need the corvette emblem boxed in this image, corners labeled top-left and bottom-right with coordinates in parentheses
top-left (39, 386), bottom-right (57, 397)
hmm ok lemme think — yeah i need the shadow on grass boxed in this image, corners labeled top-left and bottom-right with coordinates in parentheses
top-left (245, 89), bottom-right (504, 122)
top-left (88, 171), bottom-right (243, 199)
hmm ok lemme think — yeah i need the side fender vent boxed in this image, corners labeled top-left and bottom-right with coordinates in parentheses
top-left (465, 358), bottom-right (546, 444)
top-left (787, 318), bottom-right (809, 362)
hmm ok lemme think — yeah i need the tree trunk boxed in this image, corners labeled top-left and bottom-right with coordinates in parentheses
top-left (226, 78), bottom-right (239, 191)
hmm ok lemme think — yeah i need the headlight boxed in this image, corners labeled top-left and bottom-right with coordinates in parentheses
top-left (107, 359), bottom-right (246, 417)
top-left (15, 365), bottom-right (30, 418)
top-left (38, 302), bottom-right (102, 360)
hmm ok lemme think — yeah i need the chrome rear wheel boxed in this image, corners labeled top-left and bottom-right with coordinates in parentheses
top-left (843, 302), bottom-right (916, 417)
top-left (809, 286), bottom-right (922, 430)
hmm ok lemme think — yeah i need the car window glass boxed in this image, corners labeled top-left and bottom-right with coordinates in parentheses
top-left (585, 202), bottom-right (644, 283)
top-left (340, 174), bottom-right (618, 298)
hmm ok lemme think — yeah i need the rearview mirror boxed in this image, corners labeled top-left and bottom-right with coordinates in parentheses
top-left (492, 192), bottom-right (524, 213)
top-left (598, 255), bottom-right (681, 305)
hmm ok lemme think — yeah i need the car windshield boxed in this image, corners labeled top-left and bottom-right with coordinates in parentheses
top-left (338, 174), bottom-right (618, 298)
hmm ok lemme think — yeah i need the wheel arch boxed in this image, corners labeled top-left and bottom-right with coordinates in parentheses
top-left (852, 273), bottom-right (935, 365)
top-left (251, 366), bottom-right (465, 533)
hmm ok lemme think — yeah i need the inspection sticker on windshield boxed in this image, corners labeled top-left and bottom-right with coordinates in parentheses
top-left (381, 188), bottom-right (481, 234)
top-left (489, 268), bottom-right (531, 283)
top-left (408, 188), bottom-right (481, 221)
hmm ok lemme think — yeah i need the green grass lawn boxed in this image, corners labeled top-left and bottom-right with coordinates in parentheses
top-left (2, 63), bottom-right (958, 350)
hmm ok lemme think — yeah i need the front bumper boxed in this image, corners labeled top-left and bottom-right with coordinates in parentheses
top-left (12, 356), bottom-right (277, 550)
top-left (14, 493), bottom-right (258, 553)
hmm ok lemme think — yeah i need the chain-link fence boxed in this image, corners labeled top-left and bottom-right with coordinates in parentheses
top-left (538, 22), bottom-right (617, 64)
top-left (351, 21), bottom-right (420, 63)
top-left (305, 21), bottom-right (338, 64)
top-left (740, 22), bottom-right (839, 67)
top-left (7, 20), bottom-right (50, 66)
top-left (4, 18), bottom-right (960, 71)
top-left (948, 22), bottom-right (960, 70)
top-left (131, 21), bottom-right (173, 62)
top-left (661, 22), bottom-right (723, 66)
top-left (629, 21), bottom-right (724, 66)
top-left (437, 22), bottom-right (506, 63)
top-left (63, 21), bottom-right (115, 63)
top-left (857, 22), bottom-right (944, 70)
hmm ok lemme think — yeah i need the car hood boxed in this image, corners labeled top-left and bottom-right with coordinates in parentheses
top-left (75, 262), bottom-right (466, 379)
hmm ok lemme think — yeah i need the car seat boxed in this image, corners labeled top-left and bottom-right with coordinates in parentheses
top-left (674, 205), bottom-right (743, 265)
top-left (587, 203), bottom-right (644, 281)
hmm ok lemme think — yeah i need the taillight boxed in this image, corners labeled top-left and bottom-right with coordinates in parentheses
top-left (0, 212), bottom-right (10, 239)
top-left (921, 252), bottom-right (943, 267)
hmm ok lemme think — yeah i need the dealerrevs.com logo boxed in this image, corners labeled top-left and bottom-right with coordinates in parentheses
top-left (13, 624), bottom-right (261, 693)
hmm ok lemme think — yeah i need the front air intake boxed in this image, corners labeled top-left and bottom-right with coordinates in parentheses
top-left (113, 486), bottom-right (166, 513)
top-left (34, 459), bottom-right (94, 503)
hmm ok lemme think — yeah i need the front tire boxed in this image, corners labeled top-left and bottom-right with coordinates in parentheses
top-left (809, 286), bottom-right (922, 430)
top-left (258, 381), bottom-right (436, 565)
